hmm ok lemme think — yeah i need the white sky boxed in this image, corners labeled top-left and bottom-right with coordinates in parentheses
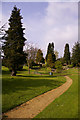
top-left (1, 1), bottom-right (78, 58)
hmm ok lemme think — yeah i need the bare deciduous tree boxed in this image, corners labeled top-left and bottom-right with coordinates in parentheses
top-left (0, 23), bottom-right (7, 58)
top-left (24, 42), bottom-right (38, 74)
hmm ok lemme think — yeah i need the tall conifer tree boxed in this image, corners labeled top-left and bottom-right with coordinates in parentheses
top-left (46, 42), bottom-right (56, 63)
top-left (72, 42), bottom-right (80, 66)
top-left (36, 49), bottom-right (44, 64)
top-left (3, 6), bottom-right (26, 76)
top-left (64, 43), bottom-right (70, 65)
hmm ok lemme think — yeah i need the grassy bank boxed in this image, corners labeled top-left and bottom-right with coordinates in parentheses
top-left (2, 66), bottom-right (66, 113)
top-left (34, 68), bottom-right (78, 118)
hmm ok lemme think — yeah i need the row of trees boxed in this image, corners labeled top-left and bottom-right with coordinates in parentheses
top-left (1, 6), bottom-right (80, 76)
top-left (61, 42), bottom-right (80, 67)
top-left (24, 43), bottom-right (44, 74)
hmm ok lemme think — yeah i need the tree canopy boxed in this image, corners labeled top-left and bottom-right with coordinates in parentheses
top-left (3, 6), bottom-right (26, 76)
top-left (24, 43), bottom-right (38, 74)
top-left (46, 42), bottom-right (56, 68)
top-left (54, 50), bottom-right (59, 60)
top-left (55, 60), bottom-right (62, 73)
top-left (47, 53), bottom-right (55, 68)
top-left (36, 49), bottom-right (44, 64)
top-left (63, 43), bottom-right (70, 65)
top-left (46, 42), bottom-right (56, 62)
top-left (72, 42), bottom-right (80, 66)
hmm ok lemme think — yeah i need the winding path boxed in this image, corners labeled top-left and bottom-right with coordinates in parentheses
top-left (3, 76), bottom-right (72, 119)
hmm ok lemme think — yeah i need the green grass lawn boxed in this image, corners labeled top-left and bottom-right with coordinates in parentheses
top-left (2, 66), bottom-right (66, 113)
top-left (34, 68), bottom-right (78, 118)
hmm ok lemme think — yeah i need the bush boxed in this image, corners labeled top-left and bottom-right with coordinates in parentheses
top-left (67, 64), bottom-right (73, 68)
top-left (47, 53), bottom-right (55, 68)
top-left (42, 64), bottom-right (46, 68)
top-left (55, 60), bottom-right (63, 73)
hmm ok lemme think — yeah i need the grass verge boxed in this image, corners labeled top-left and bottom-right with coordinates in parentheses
top-left (2, 66), bottom-right (66, 113)
top-left (34, 68), bottom-right (78, 118)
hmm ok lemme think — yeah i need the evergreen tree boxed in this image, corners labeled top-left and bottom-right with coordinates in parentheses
top-left (47, 53), bottom-right (54, 68)
top-left (36, 49), bottom-right (44, 64)
top-left (64, 43), bottom-right (70, 65)
top-left (3, 6), bottom-right (26, 76)
top-left (46, 42), bottom-right (56, 63)
top-left (72, 42), bottom-right (80, 66)
top-left (55, 60), bottom-right (62, 73)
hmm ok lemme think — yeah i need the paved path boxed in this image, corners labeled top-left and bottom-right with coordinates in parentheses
top-left (3, 76), bottom-right (72, 119)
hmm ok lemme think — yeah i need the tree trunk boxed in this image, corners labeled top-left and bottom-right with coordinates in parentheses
top-left (11, 70), bottom-right (16, 76)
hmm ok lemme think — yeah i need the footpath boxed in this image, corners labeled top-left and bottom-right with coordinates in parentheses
top-left (3, 76), bottom-right (72, 119)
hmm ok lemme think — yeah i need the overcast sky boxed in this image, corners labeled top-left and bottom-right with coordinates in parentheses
top-left (1, 1), bottom-right (78, 58)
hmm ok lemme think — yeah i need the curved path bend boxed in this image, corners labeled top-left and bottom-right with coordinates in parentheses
top-left (3, 76), bottom-right (72, 119)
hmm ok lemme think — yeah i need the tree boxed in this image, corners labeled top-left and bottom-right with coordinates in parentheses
top-left (54, 50), bottom-right (59, 60)
top-left (47, 53), bottom-right (55, 68)
top-left (3, 6), bottom-right (26, 76)
top-left (55, 60), bottom-right (62, 73)
top-left (46, 42), bottom-right (56, 64)
top-left (36, 49), bottom-right (44, 64)
top-left (72, 42), bottom-right (80, 66)
top-left (24, 43), bottom-right (38, 74)
top-left (0, 23), bottom-right (6, 39)
top-left (0, 23), bottom-right (6, 58)
top-left (58, 57), bottom-right (64, 65)
top-left (64, 43), bottom-right (70, 65)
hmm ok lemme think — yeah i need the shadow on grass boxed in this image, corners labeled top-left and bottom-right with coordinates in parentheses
top-left (2, 70), bottom-right (11, 75)
top-left (31, 67), bottom-right (41, 70)
top-left (21, 68), bottom-right (28, 71)
top-left (17, 75), bottom-right (57, 78)
top-left (2, 75), bottom-right (63, 95)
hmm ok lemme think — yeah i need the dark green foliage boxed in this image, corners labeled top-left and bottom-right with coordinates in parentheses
top-left (46, 42), bottom-right (56, 68)
top-left (3, 6), bottom-right (26, 75)
top-left (47, 53), bottom-right (55, 68)
top-left (46, 42), bottom-right (56, 63)
top-left (28, 60), bottom-right (35, 68)
top-left (58, 57), bottom-right (64, 65)
top-left (72, 42), bottom-right (80, 66)
top-left (36, 49), bottom-right (44, 64)
top-left (55, 60), bottom-right (62, 73)
top-left (64, 43), bottom-right (70, 65)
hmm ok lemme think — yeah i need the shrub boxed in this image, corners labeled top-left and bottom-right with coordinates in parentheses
top-left (55, 60), bottom-right (63, 73)
top-left (67, 64), bottom-right (73, 68)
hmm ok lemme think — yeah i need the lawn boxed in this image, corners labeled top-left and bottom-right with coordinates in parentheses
top-left (34, 68), bottom-right (78, 118)
top-left (2, 66), bottom-right (66, 113)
